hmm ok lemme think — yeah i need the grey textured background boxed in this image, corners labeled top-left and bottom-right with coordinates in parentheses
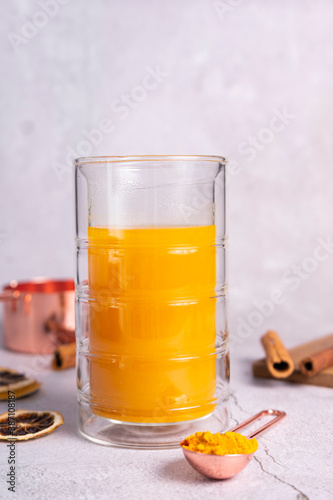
top-left (1, 0), bottom-right (333, 349)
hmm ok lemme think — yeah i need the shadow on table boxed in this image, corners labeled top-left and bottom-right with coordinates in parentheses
top-left (159, 458), bottom-right (213, 484)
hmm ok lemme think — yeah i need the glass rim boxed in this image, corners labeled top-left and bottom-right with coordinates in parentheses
top-left (75, 154), bottom-right (227, 167)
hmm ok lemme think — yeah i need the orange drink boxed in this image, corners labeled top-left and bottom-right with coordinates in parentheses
top-left (88, 225), bottom-right (217, 423)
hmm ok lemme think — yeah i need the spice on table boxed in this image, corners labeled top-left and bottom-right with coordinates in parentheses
top-left (299, 345), bottom-right (333, 377)
top-left (261, 330), bottom-right (294, 378)
top-left (52, 342), bottom-right (76, 370)
top-left (0, 410), bottom-right (64, 441)
top-left (0, 367), bottom-right (41, 399)
top-left (180, 431), bottom-right (258, 455)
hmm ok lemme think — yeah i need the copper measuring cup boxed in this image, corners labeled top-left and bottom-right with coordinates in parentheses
top-left (181, 409), bottom-right (286, 480)
top-left (0, 278), bottom-right (75, 354)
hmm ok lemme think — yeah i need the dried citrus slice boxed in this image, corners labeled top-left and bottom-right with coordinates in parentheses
top-left (0, 410), bottom-right (64, 441)
top-left (0, 367), bottom-right (41, 400)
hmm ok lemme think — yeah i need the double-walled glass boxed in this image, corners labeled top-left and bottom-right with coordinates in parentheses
top-left (75, 155), bottom-right (229, 448)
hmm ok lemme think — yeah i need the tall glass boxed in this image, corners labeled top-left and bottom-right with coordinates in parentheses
top-left (75, 155), bottom-right (229, 448)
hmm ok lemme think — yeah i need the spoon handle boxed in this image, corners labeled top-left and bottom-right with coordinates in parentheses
top-left (229, 409), bottom-right (286, 439)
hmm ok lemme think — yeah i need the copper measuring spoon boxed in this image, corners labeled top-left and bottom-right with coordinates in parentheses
top-left (181, 409), bottom-right (286, 480)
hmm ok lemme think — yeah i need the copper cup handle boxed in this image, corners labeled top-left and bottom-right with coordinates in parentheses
top-left (0, 290), bottom-right (32, 314)
top-left (0, 290), bottom-right (23, 301)
top-left (229, 409), bottom-right (286, 439)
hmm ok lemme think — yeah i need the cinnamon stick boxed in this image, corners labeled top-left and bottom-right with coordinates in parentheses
top-left (261, 330), bottom-right (294, 378)
top-left (52, 342), bottom-right (76, 370)
top-left (299, 346), bottom-right (333, 377)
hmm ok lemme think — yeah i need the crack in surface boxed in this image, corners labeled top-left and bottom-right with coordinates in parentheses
top-left (262, 445), bottom-right (285, 468)
top-left (254, 456), bottom-right (310, 500)
top-left (229, 391), bottom-right (251, 416)
top-left (229, 415), bottom-right (239, 427)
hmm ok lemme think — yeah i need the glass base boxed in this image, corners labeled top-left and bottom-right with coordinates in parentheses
top-left (78, 399), bottom-right (229, 449)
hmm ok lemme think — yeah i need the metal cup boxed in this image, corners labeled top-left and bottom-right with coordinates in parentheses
top-left (0, 278), bottom-right (75, 354)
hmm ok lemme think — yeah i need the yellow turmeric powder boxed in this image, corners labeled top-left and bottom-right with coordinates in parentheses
top-left (180, 431), bottom-right (258, 455)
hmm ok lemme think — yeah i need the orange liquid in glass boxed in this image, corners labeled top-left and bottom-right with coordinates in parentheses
top-left (88, 225), bottom-right (217, 423)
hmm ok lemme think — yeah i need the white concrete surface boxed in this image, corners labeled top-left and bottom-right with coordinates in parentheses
top-left (0, 340), bottom-right (332, 500)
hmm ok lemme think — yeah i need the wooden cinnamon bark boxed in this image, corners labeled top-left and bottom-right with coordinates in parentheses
top-left (261, 330), bottom-right (294, 378)
top-left (52, 343), bottom-right (76, 370)
top-left (253, 333), bottom-right (333, 387)
top-left (299, 346), bottom-right (333, 377)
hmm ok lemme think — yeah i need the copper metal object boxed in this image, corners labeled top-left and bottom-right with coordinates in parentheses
top-left (0, 278), bottom-right (75, 354)
top-left (181, 409), bottom-right (286, 480)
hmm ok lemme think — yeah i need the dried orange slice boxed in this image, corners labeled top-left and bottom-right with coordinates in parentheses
top-left (0, 367), bottom-right (41, 400)
top-left (0, 410), bottom-right (64, 441)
